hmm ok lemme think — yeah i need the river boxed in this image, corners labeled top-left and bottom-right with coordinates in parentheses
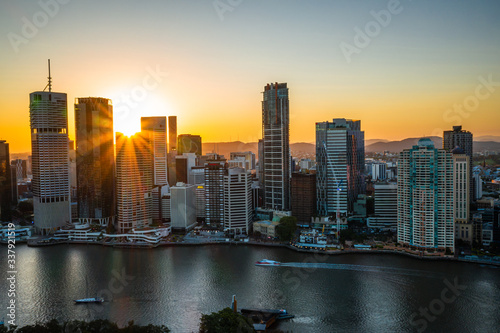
top-left (1, 244), bottom-right (499, 332)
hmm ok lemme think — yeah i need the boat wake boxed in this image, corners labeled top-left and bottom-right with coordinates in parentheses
top-left (279, 262), bottom-right (440, 278)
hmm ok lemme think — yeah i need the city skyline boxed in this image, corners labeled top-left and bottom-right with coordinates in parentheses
top-left (1, 1), bottom-right (500, 153)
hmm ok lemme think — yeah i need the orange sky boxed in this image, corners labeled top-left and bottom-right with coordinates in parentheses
top-left (1, 1), bottom-right (499, 153)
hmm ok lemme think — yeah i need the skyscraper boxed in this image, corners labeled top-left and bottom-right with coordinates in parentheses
top-left (178, 134), bottom-right (202, 156)
top-left (141, 117), bottom-right (168, 221)
top-left (205, 154), bottom-right (226, 228)
top-left (224, 168), bottom-right (252, 235)
top-left (291, 172), bottom-right (316, 226)
top-left (0, 141), bottom-right (13, 222)
top-left (75, 97), bottom-right (115, 225)
top-left (316, 118), bottom-right (365, 216)
top-left (261, 82), bottom-right (290, 211)
top-left (30, 82), bottom-right (71, 234)
top-left (116, 132), bottom-right (153, 233)
top-left (168, 116), bottom-right (177, 154)
top-left (167, 116), bottom-right (177, 186)
top-left (443, 125), bottom-right (473, 202)
top-left (397, 138), bottom-right (454, 252)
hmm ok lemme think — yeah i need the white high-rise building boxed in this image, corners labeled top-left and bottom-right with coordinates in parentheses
top-left (116, 132), bottom-right (153, 233)
top-left (30, 89), bottom-right (71, 234)
top-left (141, 117), bottom-right (167, 221)
top-left (171, 182), bottom-right (196, 232)
top-left (397, 138), bottom-right (454, 252)
top-left (224, 168), bottom-right (252, 235)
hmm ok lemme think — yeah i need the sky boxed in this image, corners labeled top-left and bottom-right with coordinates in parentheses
top-left (1, 0), bottom-right (500, 153)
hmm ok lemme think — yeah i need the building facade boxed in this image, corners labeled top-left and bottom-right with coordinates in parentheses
top-left (30, 91), bottom-right (71, 233)
top-left (316, 118), bottom-right (365, 216)
top-left (367, 182), bottom-right (397, 230)
top-left (141, 117), bottom-right (168, 221)
top-left (224, 168), bottom-right (252, 235)
top-left (291, 172), bottom-right (316, 225)
top-left (261, 82), bottom-right (291, 211)
top-left (443, 126), bottom-right (473, 202)
top-left (397, 138), bottom-right (454, 252)
top-left (0, 141), bottom-right (13, 221)
top-left (204, 154), bottom-right (226, 228)
top-left (75, 97), bottom-right (115, 226)
top-left (170, 183), bottom-right (196, 232)
top-left (116, 132), bottom-right (153, 233)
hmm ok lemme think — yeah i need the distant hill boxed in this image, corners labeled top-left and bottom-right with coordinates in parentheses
top-left (202, 141), bottom-right (316, 159)
top-left (366, 137), bottom-right (500, 153)
top-left (201, 137), bottom-right (500, 159)
top-left (365, 139), bottom-right (389, 146)
top-left (475, 135), bottom-right (500, 142)
top-left (366, 137), bottom-right (442, 153)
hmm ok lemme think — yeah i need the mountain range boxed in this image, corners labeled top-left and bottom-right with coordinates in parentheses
top-left (203, 136), bottom-right (500, 158)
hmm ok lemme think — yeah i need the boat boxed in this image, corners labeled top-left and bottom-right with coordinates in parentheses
top-left (74, 297), bottom-right (104, 303)
top-left (255, 259), bottom-right (281, 266)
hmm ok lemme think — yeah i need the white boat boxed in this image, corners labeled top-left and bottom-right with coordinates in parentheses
top-left (74, 297), bottom-right (104, 303)
top-left (255, 259), bottom-right (281, 266)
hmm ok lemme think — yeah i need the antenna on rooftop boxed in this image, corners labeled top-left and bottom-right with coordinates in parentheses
top-left (43, 59), bottom-right (52, 92)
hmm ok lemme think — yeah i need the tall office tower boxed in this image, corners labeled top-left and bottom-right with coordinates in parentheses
top-left (367, 183), bottom-right (397, 230)
top-left (30, 72), bottom-right (71, 234)
top-left (443, 126), bottom-right (473, 202)
top-left (452, 148), bottom-right (470, 223)
top-left (116, 132), bottom-right (153, 233)
top-left (291, 172), bottom-right (316, 226)
top-left (178, 134), bottom-right (202, 156)
top-left (11, 159), bottom-right (27, 181)
top-left (75, 97), bottom-right (115, 225)
top-left (167, 116), bottom-right (177, 186)
top-left (316, 118), bottom-right (365, 216)
top-left (141, 117), bottom-right (168, 221)
top-left (261, 82), bottom-right (291, 211)
top-left (205, 154), bottom-right (226, 228)
top-left (168, 116), bottom-right (177, 154)
top-left (170, 183), bottom-right (196, 233)
top-left (230, 151), bottom-right (256, 170)
top-left (257, 139), bottom-right (264, 187)
top-left (0, 141), bottom-right (13, 221)
top-left (397, 138), bottom-right (454, 252)
top-left (473, 172), bottom-right (482, 200)
top-left (224, 168), bottom-right (252, 235)
top-left (195, 184), bottom-right (205, 219)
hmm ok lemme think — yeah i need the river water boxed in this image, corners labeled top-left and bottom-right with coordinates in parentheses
top-left (1, 244), bottom-right (499, 332)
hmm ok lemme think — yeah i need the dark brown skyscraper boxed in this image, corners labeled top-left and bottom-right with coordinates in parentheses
top-left (0, 140), bottom-right (13, 221)
top-left (75, 97), bottom-right (115, 225)
top-left (291, 172), bottom-right (316, 225)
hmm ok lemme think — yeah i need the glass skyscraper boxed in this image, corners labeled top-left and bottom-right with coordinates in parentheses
top-left (261, 82), bottom-right (290, 211)
top-left (316, 118), bottom-right (365, 216)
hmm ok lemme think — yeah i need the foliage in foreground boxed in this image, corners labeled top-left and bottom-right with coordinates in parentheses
top-left (199, 307), bottom-right (254, 333)
top-left (0, 319), bottom-right (170, 333)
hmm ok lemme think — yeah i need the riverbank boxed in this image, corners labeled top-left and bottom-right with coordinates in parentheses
top-left (23, 237), bottom-right (500, 267)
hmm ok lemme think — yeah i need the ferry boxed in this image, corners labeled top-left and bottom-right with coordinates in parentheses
top-left (255, 259), bottom-right (281, 266)
top-left (74, 297), bottom-right (104, 304)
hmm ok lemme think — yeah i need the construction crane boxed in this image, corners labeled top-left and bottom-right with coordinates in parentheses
top-left (322, 141), bottom-right (343, 239)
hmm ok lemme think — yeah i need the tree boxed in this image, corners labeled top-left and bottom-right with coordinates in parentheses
top-left (17, 200), bottom-right (33, 214)
top-left (276, 216), bottom-right (298, 242)
top-left (199, 307), bottom-right (254, 333)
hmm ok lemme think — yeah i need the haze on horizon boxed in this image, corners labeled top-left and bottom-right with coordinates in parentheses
top-left (1, 0), bottom-right (500, 153)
